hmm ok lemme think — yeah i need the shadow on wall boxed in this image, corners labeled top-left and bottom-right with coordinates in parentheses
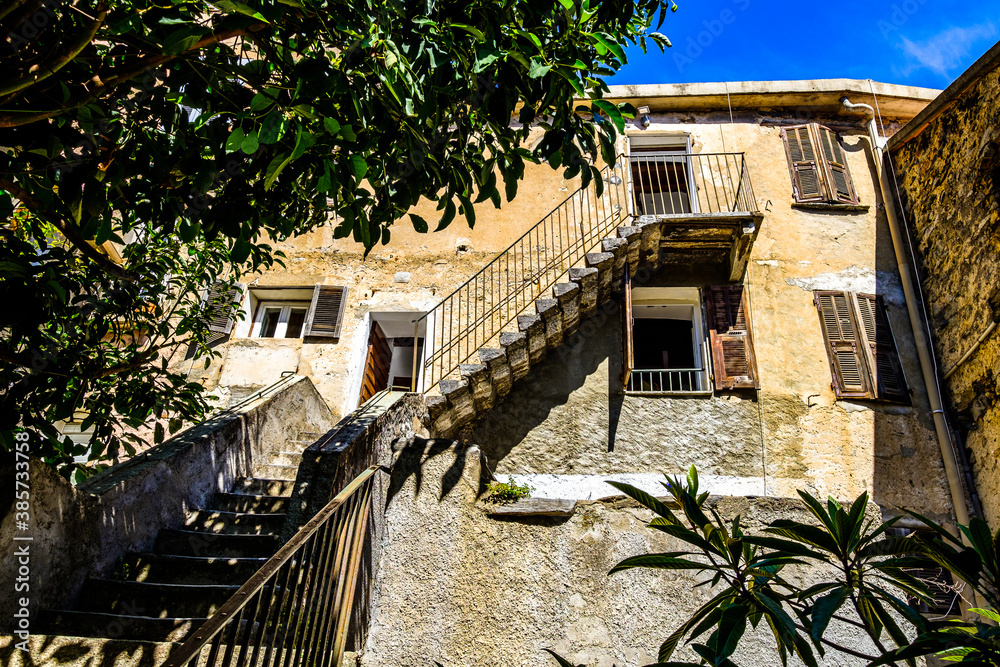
top-left (385, 437), bottom-right (489, 507)
top-left (465, 309), bottom-right (620, 467)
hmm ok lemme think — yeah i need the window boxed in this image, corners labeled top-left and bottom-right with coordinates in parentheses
top-left (251, 301), bottom-right (310, 338)
top-left (814, 291), bottom-right (908, 402)
top-left (628, 134), bottom-right (698, 216)
top-left (781, 124), bottom-right (859, 205)
top-left (621, 276), bottom-right (759, 394)
top-left (358, 312), bottom-right (427, 404)
top-left (886, 528), bottom-right (961, 617)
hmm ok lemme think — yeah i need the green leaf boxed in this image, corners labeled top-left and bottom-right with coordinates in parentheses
top-left (241, 131), bottom-right (259, 154)
top-left (714, 604), bottom-right (749, 662)
top-left (610, 553), bottom-right (706, 574)
top-left (451, 23), bottom-right (485, 40)
top-left (324, 118), bottom-right (342, 135)
top-left (225, 128), bottom-right (246, 154)
top-left (809, 587), bottom-right (848, 644)
top-left (528, 58), bottom-right (552, 78)
top-left (409, 214), bottom-right (429, 233)
top-left (541, 649), bottom-right (580, 667)
top-left (604, 481), bottom-right (679, 523)
top-left (250, 93), bottom-right (273, 112)
top-left (161, 27), bottom-right (206, 55)
top-left (290, 128), bottom-right (315, 161)
top-left (349, 155), bottom-right (368, 180)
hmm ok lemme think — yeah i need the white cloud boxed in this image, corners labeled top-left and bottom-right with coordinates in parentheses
top-left (899, 23), bottom-right (998, 78)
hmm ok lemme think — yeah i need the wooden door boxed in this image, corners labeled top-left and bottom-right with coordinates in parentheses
top-left (359, 322), bottom-right (392, 404)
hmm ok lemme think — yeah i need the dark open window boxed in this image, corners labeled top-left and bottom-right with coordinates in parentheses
top-left (629, 135), bottom-right (697, 216)
top-left (781, 124), bottom-right (859, 205)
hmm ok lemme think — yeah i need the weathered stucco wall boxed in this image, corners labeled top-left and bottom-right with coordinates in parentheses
top-left (890, 59), bottom-right (1000, 526)
top-left (462, 112), bottom-right (950, 514)
top-left (188, 100), bottom-right (953, 520)
top-left (0, 376), bottom-right (333, 632)
top-left (363, 440), bottom-right (879, 667)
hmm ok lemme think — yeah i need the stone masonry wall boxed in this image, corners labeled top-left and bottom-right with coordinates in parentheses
top-left (890, 63), bottom-right (1000, 526)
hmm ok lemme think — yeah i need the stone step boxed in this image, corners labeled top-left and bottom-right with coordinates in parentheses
top-left (154, 529), bottom-right (281, 559)
top-left (232, 477), bottom-right (296, 497)
top-left (36, 610), bottom-right (206, 643)
top-left (267, 450), bottom-right (303, 467)
top-left (253, 464), bottom-right (299, 481)
top-left (75, 579), bottom-right (240, 619)
top-left (183, 509), bottom-right (286, 535)
top-left (207, 492), bottom-right (290, 514)
top-left (118, 552), bottom-right (269, 585)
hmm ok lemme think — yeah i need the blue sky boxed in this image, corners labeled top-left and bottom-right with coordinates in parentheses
top-left (612, 0), bottom-right (1000, 90)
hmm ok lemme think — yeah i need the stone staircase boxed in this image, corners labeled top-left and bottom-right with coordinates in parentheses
top-left (426, 219), bottom-right (656, 437)
top-left (32, 439), bottom-right (318, 655)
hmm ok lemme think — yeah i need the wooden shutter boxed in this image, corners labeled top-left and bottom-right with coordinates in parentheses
top-left (204, 282), bottom-right (244, 334)
top-left (782, 125), bottom-right (826, 203)
top-left (705, 285), bottom-right (759, 390)
top-left (816, 125), bottom-right (859, 205)
top-left (622, 266), bottom-right (634, 388)
top-left (303, 285), bottom-right (347, 338)
top-left (855, 293), bottom-right (909, 403)
top-left (359, 321), bottom-right (392, 404)
top-left (814, 291), bottom-right (872, 399)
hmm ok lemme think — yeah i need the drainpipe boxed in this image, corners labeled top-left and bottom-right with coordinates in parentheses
top-left (840, 97), bottom-right (975, 527)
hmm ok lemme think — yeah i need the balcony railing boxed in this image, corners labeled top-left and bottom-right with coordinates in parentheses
top-left (415, 157), bottom-right (631, 392)
top-left (163, 466), bottom-right (383, 667)
top-left (629, 152), bottom-right (756, 217)
top-left (625, 368), bottom-right (712, 395)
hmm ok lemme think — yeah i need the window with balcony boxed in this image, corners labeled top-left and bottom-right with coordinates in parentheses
top-left (629, 134), bottom-right (697, 216)
top-left (621, 278), bottom-right (759, 395)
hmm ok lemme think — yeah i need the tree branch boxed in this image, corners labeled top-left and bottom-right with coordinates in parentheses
top-left (0, 6), bottom-right (107, 98)
top-left (0, 176), bottom-right (137, 281)
top-left (0, 23), bottom-right (266, 128)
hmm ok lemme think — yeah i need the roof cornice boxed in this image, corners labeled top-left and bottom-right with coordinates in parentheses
top-left (598, 79), bottom-right (940, 121)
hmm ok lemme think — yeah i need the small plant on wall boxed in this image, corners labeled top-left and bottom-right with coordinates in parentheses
top-left (484, 478), bottom-right (534, 504)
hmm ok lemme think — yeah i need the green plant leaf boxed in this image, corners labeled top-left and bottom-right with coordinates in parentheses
top-left (609, 553), bottom-right (707, 574)
top-left (809, 587), bottom-right (848, 644)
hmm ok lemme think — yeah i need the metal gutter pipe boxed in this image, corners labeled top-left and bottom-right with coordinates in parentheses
top-left (840, 97), bottom-right (973, 531)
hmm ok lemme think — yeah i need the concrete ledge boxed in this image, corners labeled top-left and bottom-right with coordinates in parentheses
top-left (486, 498), bottom-right (576, 518)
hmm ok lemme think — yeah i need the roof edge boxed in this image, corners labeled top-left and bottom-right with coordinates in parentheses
top-left (888, 40), bottom-right (1000, 151)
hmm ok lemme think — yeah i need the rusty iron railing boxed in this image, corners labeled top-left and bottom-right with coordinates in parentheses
top-left (629, 152), bottom-right (756, 216)
top-left (163, 465), bottom-right (383, 667)
top-left (414, 157), bottom-right (631, 392)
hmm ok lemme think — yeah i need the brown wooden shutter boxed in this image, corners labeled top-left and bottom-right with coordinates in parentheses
top-left (303, 285), bottom-right (348, 338)
top-left (205, 282), bottom-right (244, 334)
top-left (622, 266), bottom-right (634, 388)
top-left (854, 293), bottom-right (909, 403)
top-left (816, 125), bottom-right (859, 205)
top-left (814, 291), bottom-right (872, 398)
top-left (705, 285), bottom-right (759, 390)
top-left (782, 125), bottom-right (826, 203)
top-left (359, 321), bottom-right (392, 404)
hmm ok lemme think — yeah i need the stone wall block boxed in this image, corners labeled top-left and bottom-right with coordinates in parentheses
top-left (552, 282), bottom-right (581, 337)
top-left (459, 363), bottom-right (495, 413)
top-left (637, 216), bottom-right (662, 268)
top-left (601, 237), bottom-right (628, 291)
top-left (585, 251), bottom-right (615, 303)
top-left (426, 393), bottom-right (455, 437)
top-left (517, 314), bottom-right (547, 366)
top-left (568, 267), bottom-right (599, 318)
top-left (478, 348), bottom-right (512, 398)
top-left (534, 298), bottom-right (564, 350)
top-left (439, 379), bottom-right (476, 430)
top-left (617, 225), bottom-right (643, 274)
top-left (499, 331), bottom-right (531, 382)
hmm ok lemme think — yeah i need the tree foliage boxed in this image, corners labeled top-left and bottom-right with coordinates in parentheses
top-left (549, 467), bottom-right (1000, 666)
top-left (0, 0), bottom-right (674, 475)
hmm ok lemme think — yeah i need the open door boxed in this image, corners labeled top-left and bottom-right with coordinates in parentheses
top-left (359, 321), bottom-right (393, 404)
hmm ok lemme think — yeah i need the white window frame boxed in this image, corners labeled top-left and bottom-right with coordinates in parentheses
top-left (250, 301), bottom-right (311, 339)
top-left (626, 287), bottom-right (712, 395)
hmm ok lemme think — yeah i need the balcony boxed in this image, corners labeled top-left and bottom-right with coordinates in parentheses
top-left (629, 152), bottom-right (763, 280)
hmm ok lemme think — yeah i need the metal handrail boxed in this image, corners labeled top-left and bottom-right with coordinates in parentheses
top-left (415, 156), bottom-right (631, 392)
top-left (163, 465), bottom-right (386, 667)
top-left (626, 367), bottom-right (710, 395)
top-left (629, 152), bottom-right (756, 217)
